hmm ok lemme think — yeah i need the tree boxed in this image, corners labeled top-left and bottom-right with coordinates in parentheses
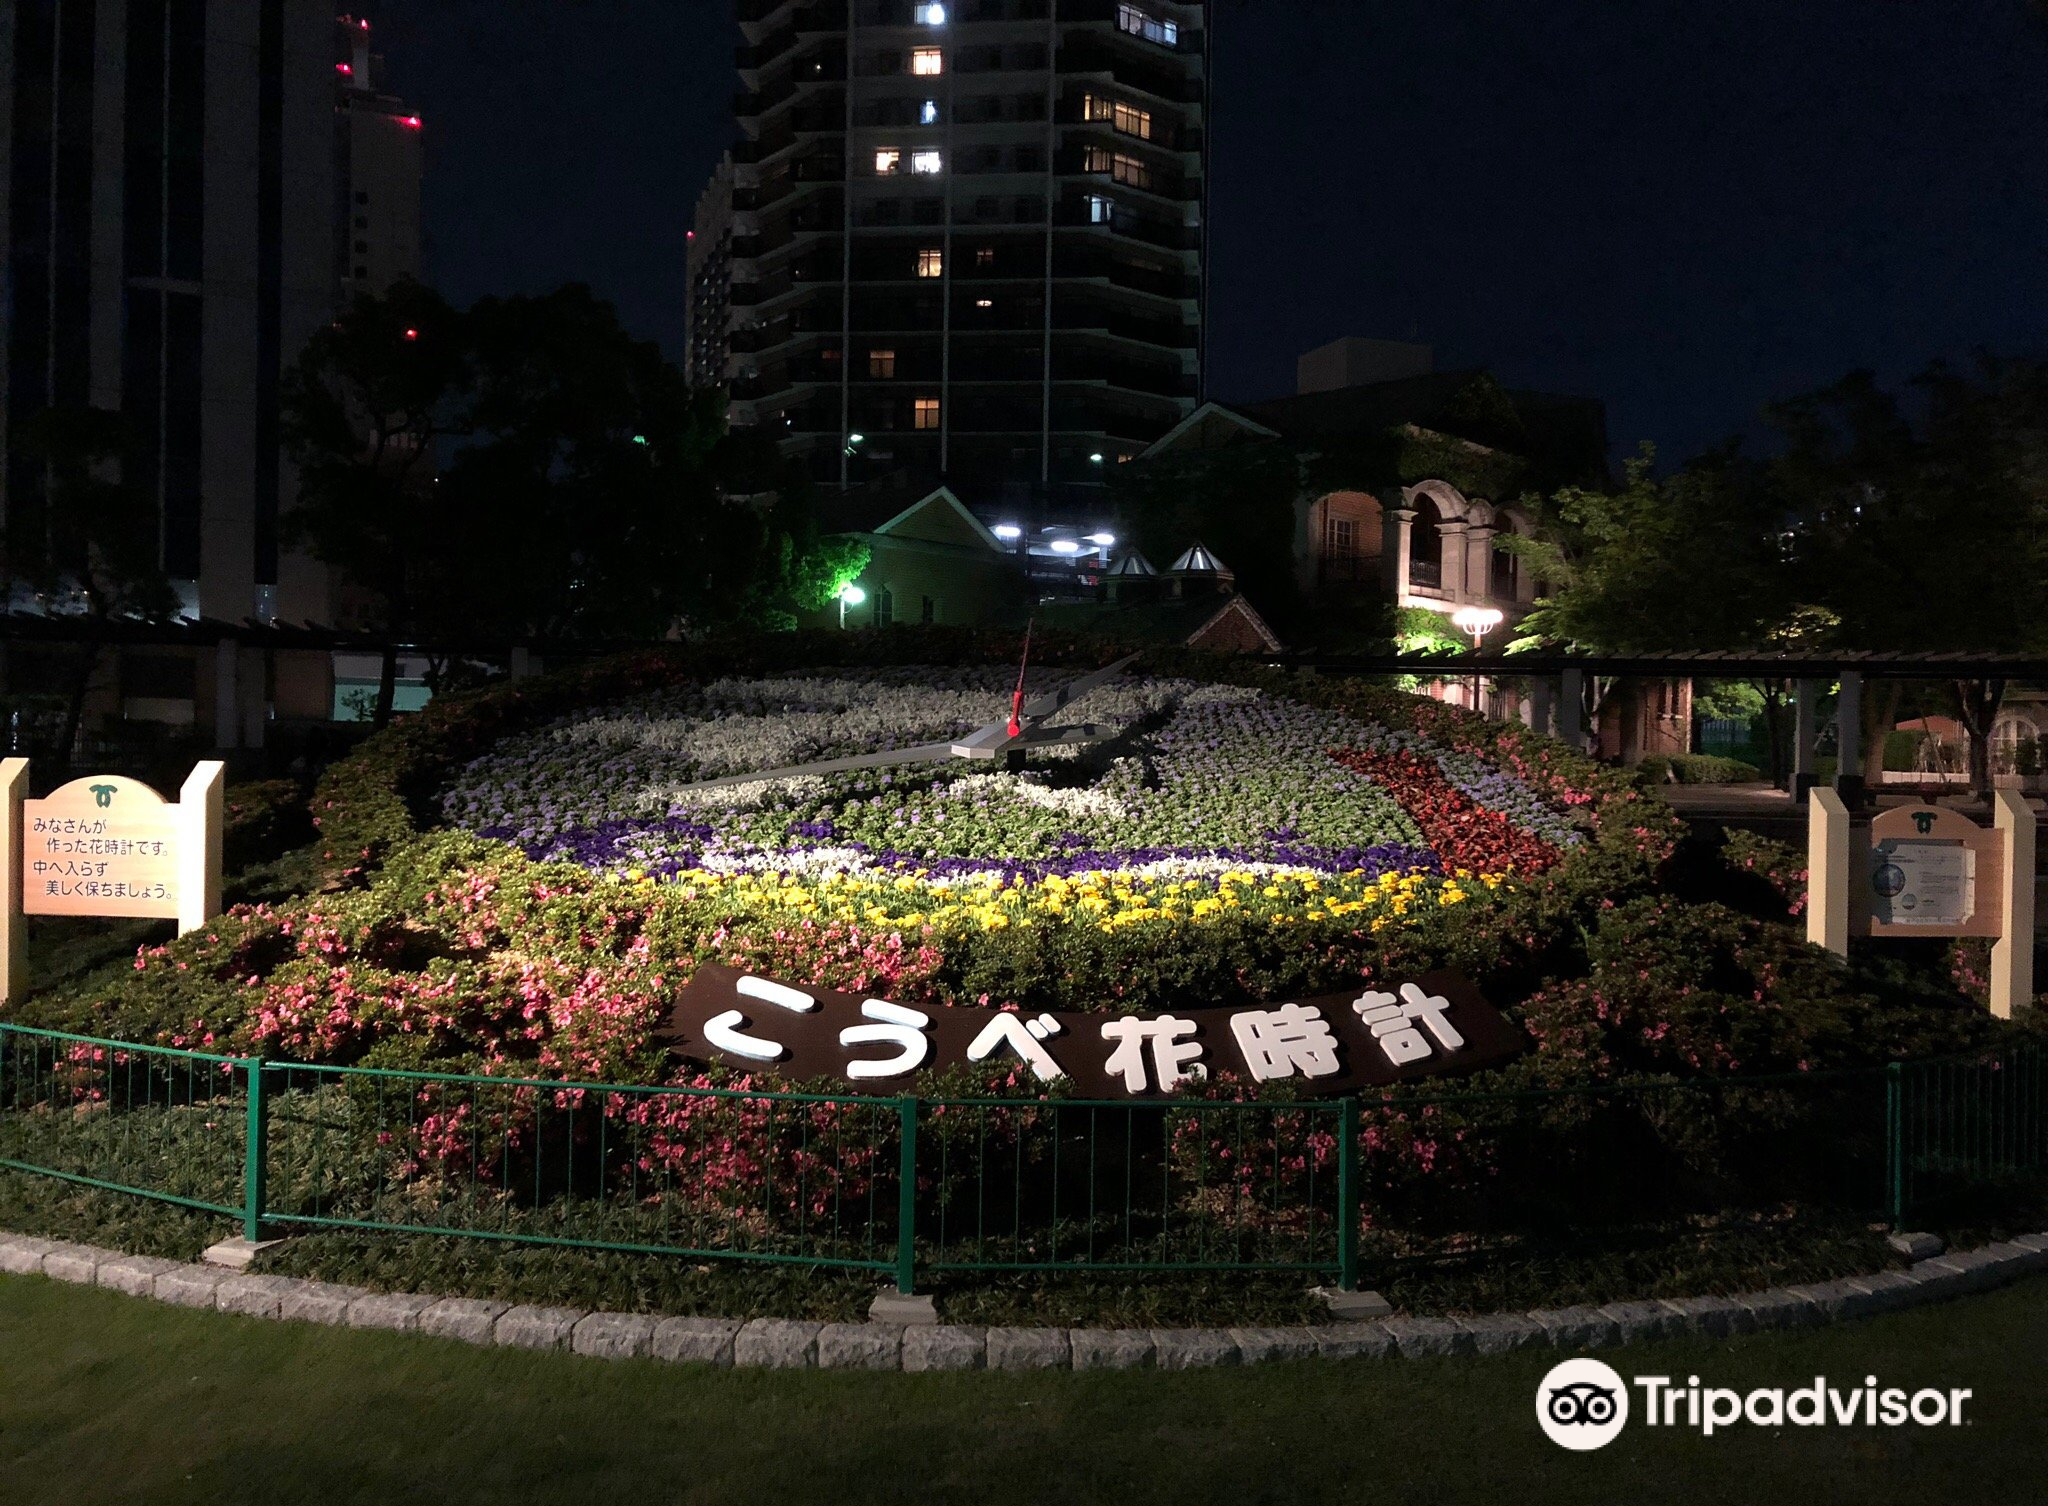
top-left (280, 280), bottom-right (471, 725)
top-left (5, 408), bottom-right (178, 764)
top-left (1500, 444), bottom-right (1806, 740)
top-left (284, 283), bottom-right (862, 715)
top-left (1768, 358), bottom-right (2048, 795)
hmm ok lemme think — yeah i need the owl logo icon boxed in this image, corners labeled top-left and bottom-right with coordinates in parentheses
top-left (1536, 1358), bottom-right (1630, 1449)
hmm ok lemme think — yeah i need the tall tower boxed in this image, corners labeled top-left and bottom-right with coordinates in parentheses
top-left (335, 14), bottom-right (424, 301)
top-left (717, 0), bottom-right (1206, 506)
top-left (0, 2), bottom-right (421, 625)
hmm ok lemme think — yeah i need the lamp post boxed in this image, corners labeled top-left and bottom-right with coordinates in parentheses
top-left (838, 583), bottom-right (867, 628)
top-left (1451, 606), bottom-right (1504, 715)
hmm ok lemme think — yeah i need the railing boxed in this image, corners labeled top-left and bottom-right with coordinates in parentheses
top-left (1886, 1045), bottom-right (2048, 1227)
top-left (5, 1022), bottom-right (2045, 1293)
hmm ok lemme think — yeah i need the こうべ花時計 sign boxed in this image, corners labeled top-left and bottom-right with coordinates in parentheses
top-left (660, 963), bottom-right (1525, 1097)
top-left (0, 759), bottom-right (224, 1004)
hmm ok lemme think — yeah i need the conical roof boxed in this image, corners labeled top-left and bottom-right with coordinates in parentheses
top-left (1167, 542), bottom-right (1231, 575)
top-left (1108, 551), bottom-right (1158, 576)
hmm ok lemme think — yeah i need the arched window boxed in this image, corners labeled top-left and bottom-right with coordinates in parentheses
top-left (1409, 496), bottom-right (1443, 588)
top-left (873, 586), bottom-right (895, 627)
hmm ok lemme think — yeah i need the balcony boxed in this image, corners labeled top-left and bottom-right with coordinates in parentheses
top-left (1317, 552), bottom-right (1383, 590)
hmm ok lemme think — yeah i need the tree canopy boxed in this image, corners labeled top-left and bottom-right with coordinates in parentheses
top-left (1509, 355), bottom-right (2048, 791)
top-left (282, 282), bottom-right (848, 719)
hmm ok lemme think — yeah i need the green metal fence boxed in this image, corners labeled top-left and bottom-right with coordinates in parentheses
top-left (1887, 1044), bottom-right (2048, 1227)
top-left (5, 1021), bottom-right (2047, 1291)
top-left (0, 1023), bottom-right (249, 1221)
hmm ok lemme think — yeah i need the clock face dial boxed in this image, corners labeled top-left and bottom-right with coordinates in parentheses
top-left (446, 666), bottom-right (1580, 901)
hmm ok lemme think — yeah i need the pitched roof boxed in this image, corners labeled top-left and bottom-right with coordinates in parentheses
top-left (1140, 401), bottom-right (1281, 458)
top-left (1108, 550), bottom-right (1158, 576)
top-left (1030, 595), bottom-right (1282, 653)
top-left (824, 485), bottom-right (1006, 552)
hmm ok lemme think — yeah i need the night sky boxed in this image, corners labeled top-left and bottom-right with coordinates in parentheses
top-left (365, 0), bottom-right (2048, 464)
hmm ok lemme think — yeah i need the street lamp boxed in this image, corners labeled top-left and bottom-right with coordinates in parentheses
top-left (1451, 606), bottom-right (1504, 715)
top-left (838, 583), bottom-right (867, 628)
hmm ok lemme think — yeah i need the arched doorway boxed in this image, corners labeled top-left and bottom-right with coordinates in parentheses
top-left (1408, 495), bottom-right (1443, 589)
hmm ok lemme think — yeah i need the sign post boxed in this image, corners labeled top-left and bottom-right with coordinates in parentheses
top-left (1809, 792), bottom-right (2038, 1018)
top-left (0, 759), bottom-right (27, 1004)
top-left (1992, 788), bottom-right (2035, 1020)
top-left (0, 760), bottom-right (226, 1007)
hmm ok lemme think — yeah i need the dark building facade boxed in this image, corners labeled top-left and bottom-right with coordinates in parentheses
top-left (0, 2), bottom-right (419, 624)
top-left (709, 0), bottom-right (1206, 502)
top-left (686, 153), bottom-right (735, 391)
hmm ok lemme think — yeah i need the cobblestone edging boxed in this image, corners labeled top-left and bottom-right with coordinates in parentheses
top-left (4, 1230), bottom-right (2046, 1371)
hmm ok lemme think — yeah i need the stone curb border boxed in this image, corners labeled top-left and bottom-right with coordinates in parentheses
top-left (4, 1230), bottom-right (2045, 1371)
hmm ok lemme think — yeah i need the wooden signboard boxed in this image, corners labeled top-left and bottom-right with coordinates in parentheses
top-left (1854, 803), bottom-right (2004, 939)
top-left (0, 759), bottom-right (224, 1005)
top-left (660, 963), bottom-right (1527, 1098)
top-left (1809, 789), bottom-right (2036, 1018)
top-left (22, 776), bottom-right (184, 919)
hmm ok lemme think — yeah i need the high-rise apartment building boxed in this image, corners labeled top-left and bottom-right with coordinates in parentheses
top-left (0, 4), bottom-right (422, 625)
top-left (707, 0), bottom-right (1206, 501)
top-left (687, 154), bottom-right (735, 392)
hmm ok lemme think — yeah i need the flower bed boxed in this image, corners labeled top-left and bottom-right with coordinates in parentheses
top-left (7, 633), bottom-right (2021, 1298)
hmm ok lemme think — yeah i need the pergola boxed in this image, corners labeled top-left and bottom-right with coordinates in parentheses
top-left (1260, 649), bottom-right (2048, 796)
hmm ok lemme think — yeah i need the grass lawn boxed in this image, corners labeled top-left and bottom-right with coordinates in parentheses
top-left (2, 1273), bottom-right (2044, 1506)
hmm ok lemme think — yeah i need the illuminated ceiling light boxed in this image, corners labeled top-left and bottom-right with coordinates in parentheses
top-left (991, 523), bottom-right (1022, 540)
top-left (1089, 452), bottom-right (1105, 463)
top-left (1049, 540), bottom-right (1083, 555)
top-left (1085, 532), bottom-right (1116, 546)
top-left (848, 432), bottom-right (866, 444)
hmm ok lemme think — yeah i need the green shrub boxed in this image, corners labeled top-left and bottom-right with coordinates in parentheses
top-left (224, 779), bottom-right (315, 871)
top-left (1638, 752), bottom-right (1763, 785)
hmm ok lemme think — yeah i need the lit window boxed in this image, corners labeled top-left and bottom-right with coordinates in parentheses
top-left (911, 47), bottom-right (944, 75)
top-left (1086, 194), bottom-right (1114, 224)
top-left (875, 148), bottom-right (901, 175)
top-left (914, 2), bottom-right (947, 22)
top-left (975, 247), bottom-right (996, 266)
top-left (874, 587), bottom-right (895, 627)
top-left (1117, 3), bottom-right (1178, 45)
top-left (916, 248), bottom-right (944, 278)
top-left (870, 348), bottom-right (897, 378)
top-left (911, 150), bottom-right (942, 174)
top-left (920, 99), bottom-right (940, 125)
top-left (1083, 146), bottom-right (1152, 190)
top-left (913, 397), bottom-right (942, 429)
top-left (1083, 95), bottom-right (1154, 140)
top-left (975, 297), bottom-right (994, 309)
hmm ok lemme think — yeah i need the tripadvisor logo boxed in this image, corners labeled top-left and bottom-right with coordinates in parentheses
top-left (1536, 1359), bottom-right (1973, 1449)
top-left (1537, 1359), bottom-right (1630, 1450)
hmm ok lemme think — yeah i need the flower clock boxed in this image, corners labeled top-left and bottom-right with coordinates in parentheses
top-left (444, 668), bottom-right (1583, 967)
